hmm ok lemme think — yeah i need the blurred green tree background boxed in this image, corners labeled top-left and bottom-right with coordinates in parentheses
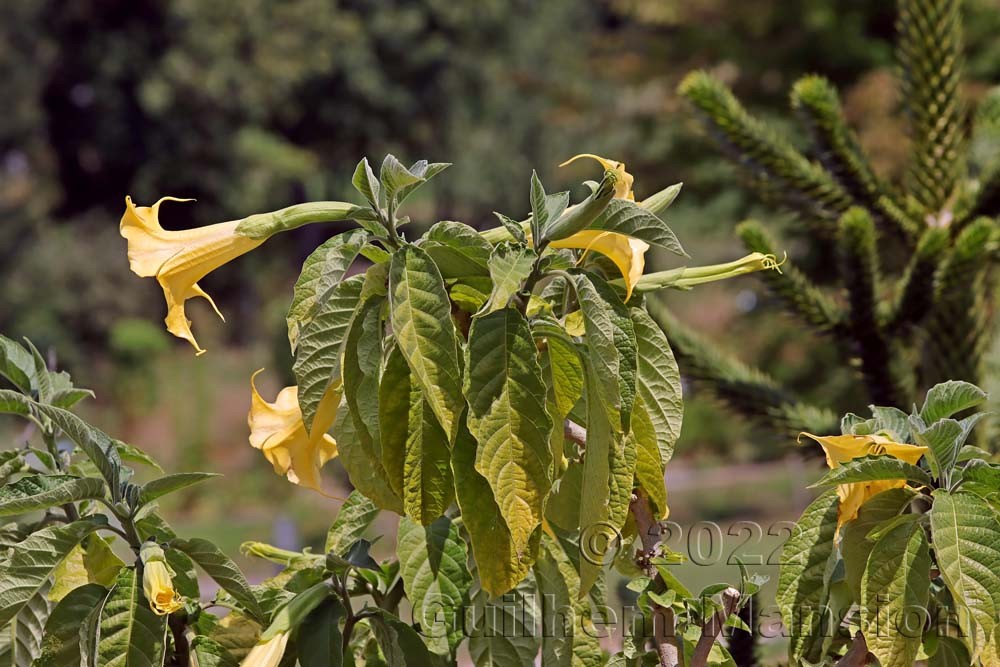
top-left (2, 0), bottom-right (999, 552)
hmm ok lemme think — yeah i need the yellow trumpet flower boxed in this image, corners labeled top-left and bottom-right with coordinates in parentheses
top-left (799, 433), bottom-right (928, 533)
top-left (560, 153), bottom-right (635, 201)
top-left (248, 370), bottom-right (340, 495)
top-left (241, 632), bottom-right (290, 667)
top-left (120, 196), bottom-right (264, 355)
top-left (550, 230), bottom-right (649, 300)
top-left (139, 544), bottom-right (184, 616)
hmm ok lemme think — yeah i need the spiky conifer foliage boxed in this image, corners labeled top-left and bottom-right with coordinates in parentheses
top-left (667, 0), bottom-right (998, 434)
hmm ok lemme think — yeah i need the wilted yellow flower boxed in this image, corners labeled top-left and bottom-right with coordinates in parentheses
top-left (241, 632), bottom-right (290, 667)
top-left (140, 544), bottom-right (183, 616)
top-left (248, 370), bottom-right (340, 494)
top-left (120, 196), bottom-right (264, 355)
top-left (799, 433), bottom-right (928, 533)
top-left (560, 153), bottom-right (635, 201)
top-left (551, 230), bottom-right (649, 300)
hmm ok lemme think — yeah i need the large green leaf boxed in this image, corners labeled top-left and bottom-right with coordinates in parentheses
top-left (910, 418), bottom-right (963, 483)
top-left (588, 199), bottom-right (687, 256)
top-left (860, 521), bottom-right (930, 667)
top-left (929, 491), bottom-right (1000, 640)
top-left (422, 221), bottom-right (492, 279)
top-left (138, 472), bottom-right (218, 505)
top-left (342, 297), bottom-right (385, 461)
top-left (368, 609), bottom-right (433, 667)
top-left (0, 585), bottom-right (50, 667)
top-left (920, 381), bottom-right (988, 424)
top-left (34, 583), bottom-right (108, 667)
top-left (396, 516), bottom-right (472, 655)
top-left (480, 243), bottom-right (535, 315)
top-left (533, 534), bottom-right (603, 667)
top-left (287, 229), bottom-right (369, 351)
top-left (332, 397), bottom-right (403, 514)
top-left (775, 490), bottom-right (840, 664)
top-left (190, 636), bottom-right (240, 667)
top-left (574, 273), bottom-right (637, 434)
top-left (928, 636), bottom-right (972, 667)
top-left (400, 373), bottom-right (454, 523)
top-left (468, 573), bottom-right (540, 667)
top-left (32, 405), bottom-right (122, 497)
top-left (296, 598), bottom-right (345, 667)
top-left (465, 308), bottom-right (553, 555)
top-left (0, 337), bottom-right (34, 394)
top-left (170, 538), bottom-right (264, 623)
top-left (451, 419), bottom-right (540, 596)
top-left (293, 274), bottom-right (364, 433)
top-left (630, 308), bottom-right (682, 466)
top-left (95, 568), bottom-right (166, 667)
top-left (0, 518), bottom-right (104, 628)
top-left (960, 461), bottom-right (1000, 502)
top-left (841, 488), bottom-right (916, 600)
top-left (809, 455), bottom-right (932, 488)
top-left (389, 244), bottom-right (464, 441)
top-left (0, 475), bottom-right (105, 517)
top-left (631, 399), bottom-right (667, 519)
top-left (325, 491), bottom-right (380, 555)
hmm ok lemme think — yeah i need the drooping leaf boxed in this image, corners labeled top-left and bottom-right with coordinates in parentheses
top-left (468, 573), bottom-right (540, 667)
top-left (860, 521), bottom-right (930, 667)
top-left (0, 475), bottom-right (105, 517)
top-left (809, 455), bottom-right (932, 488)
top-left (332, 397), bottom-right (403, 514)
top-left (574, 273), bottom-right (637, 434)
top-left (34, 583), bottom-right (108, 667)
top-left (287, 229), bottom-right (369, 350)
top-left (170, 538), bottom-right (264, 623)
top-left (296, 598), bottom-right (346, 667)
top-left (480, 243), bottom-right (536, 315)
top-left (138, 472), bottom-right (218, 505)
top-left (0, 518), bottom-right (104, 628)
top-left (389, 244), bottom-right (464, 442)
top-left (341, 297), bottom-right (386, 462)
top-left (396, 516), bottom-right (472, 655)
top-left (631, 308), bottom-right (683, 466)
top-left (920, 381), bottom-right (988, 424)
top-left (31, 405), bottom-right (122, 498)
top-left (631, 398), bottom-right (667, 519)
top-left (775, 489), bottom-right (840, 664)
top-left (95, 568), bottom-right (166, 667)
top-left (587, 199), bottom-right (687, 256)
top-left (465, 308), bottom-right (553, 556)
top-left (421, 221), bottom-right (492, 279)
top-left (294, 274), bottom-right (364, 434)
top-left (325, 491), bottom-right (380, 555)
top-left (841, 488), bottom-right (916, 600)
top-left (451, 419), bottom-right (540, 597)
top-left (0, 585), bottom-right (50, 667)
top-left (368, 609), bottom-right (433, 667)
top-left (929, 490), bottom-right (1000, 640)
top-left (910, 417), bottom-right (963, 483)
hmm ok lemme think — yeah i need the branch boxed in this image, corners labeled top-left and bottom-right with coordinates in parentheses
top-left (835, 632), bottom-right (871, 667)
top-left (690, 587), bottom-right (741, 667)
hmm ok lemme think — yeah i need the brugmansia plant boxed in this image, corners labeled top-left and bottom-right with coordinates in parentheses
top-left (0, 154), bottom-right (779, 666)
top-left (778, 381), bottom-right (999, 666)
top-left (668, 0), bottom-right (999, 435)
